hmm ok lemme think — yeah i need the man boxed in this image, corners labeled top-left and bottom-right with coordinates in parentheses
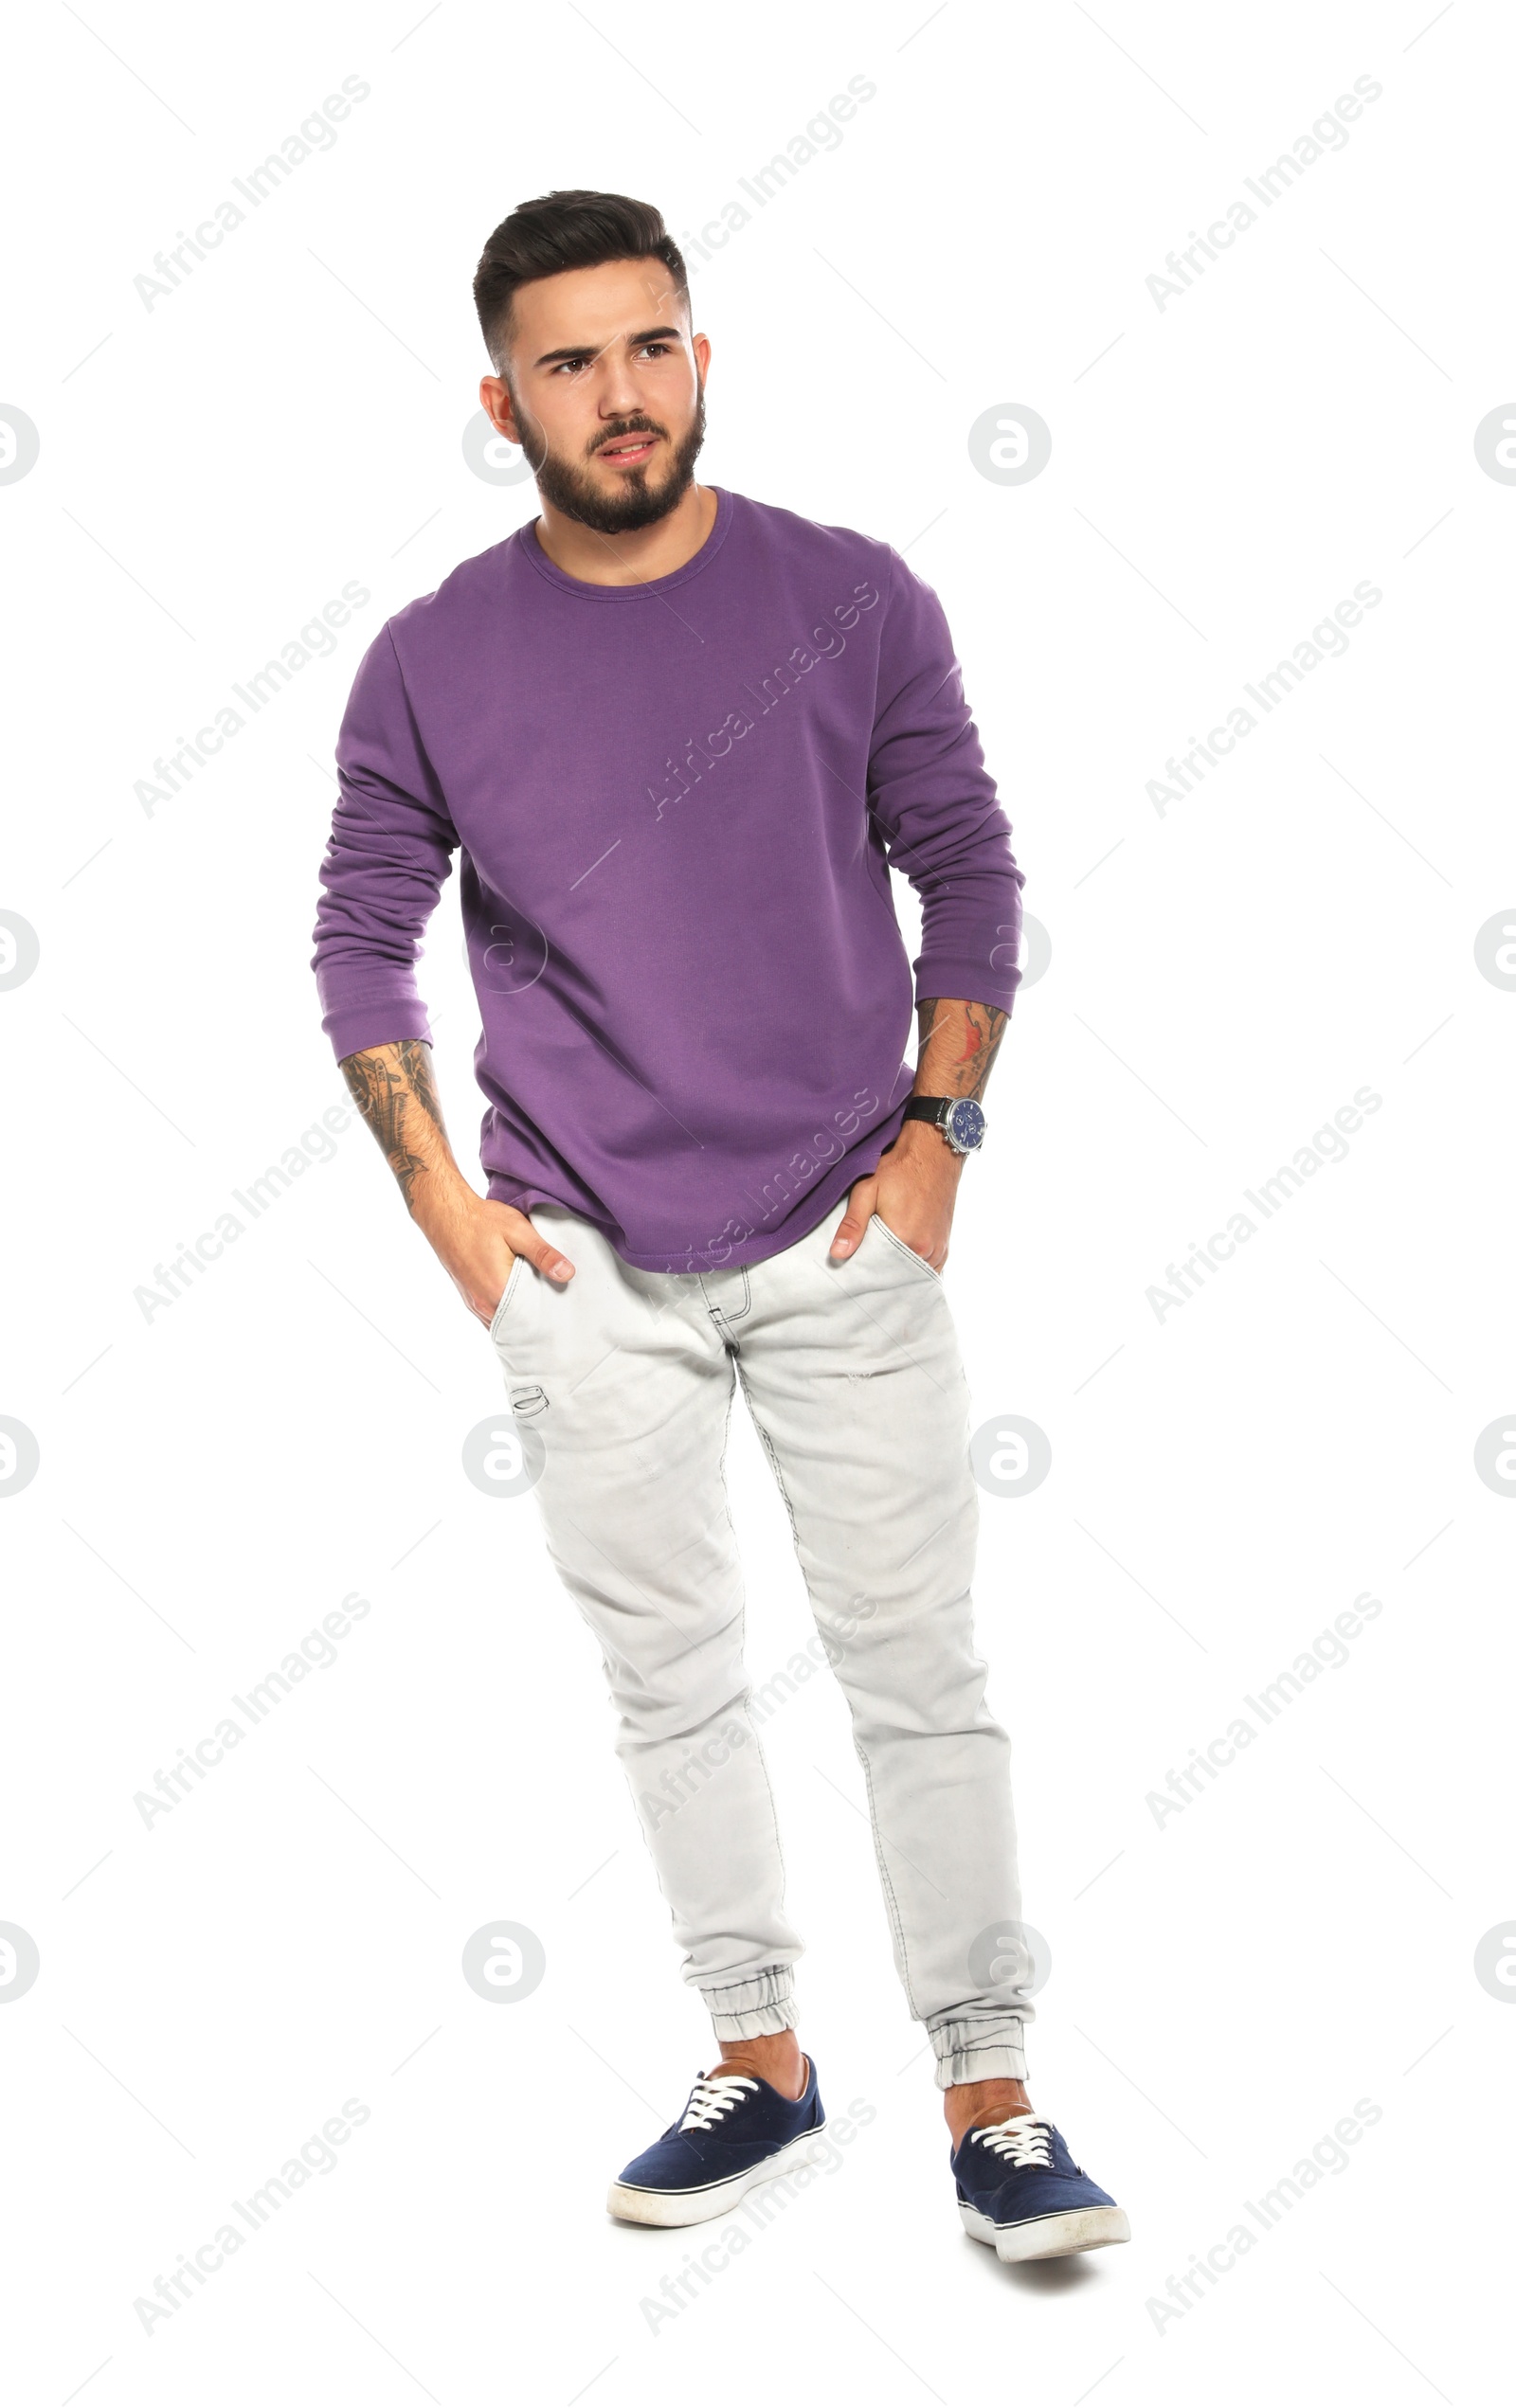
top-left (311, 189), bottom-right (1128, 2263)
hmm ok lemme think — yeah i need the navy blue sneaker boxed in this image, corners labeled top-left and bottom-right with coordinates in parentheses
top-left (953, 2109), bottom-right (1129, 2262)
top-left (607, 2058), bottom-right (827, 2227)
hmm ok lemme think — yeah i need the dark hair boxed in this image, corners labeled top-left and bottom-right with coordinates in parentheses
top-left (473, 189), bottom-right (688, 371)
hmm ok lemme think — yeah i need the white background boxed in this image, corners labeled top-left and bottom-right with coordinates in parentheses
top-left (3, 2), bottom-right (1511, 2400)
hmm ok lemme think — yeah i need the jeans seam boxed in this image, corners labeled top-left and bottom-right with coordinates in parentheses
top-left (870, 1211), bottom-right (943, 1284)
top-left (698, 1266), bottom-right (751, 1328)
top-left (735, 1362), bottom-right (802, 1550)
top-left (854, 1734), bottom-right (923, 2019)
top-left (488, 1250), bottom-right (528, 1342)
top-left (736, 1362), bottom-right (922, 2021)
top-left (717, 1366), bottom-right (791, 1920)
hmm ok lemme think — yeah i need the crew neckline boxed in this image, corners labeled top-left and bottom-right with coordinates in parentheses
top-left (518, 483), bottom-right (733, 600)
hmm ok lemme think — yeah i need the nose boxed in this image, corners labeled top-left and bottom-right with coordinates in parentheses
top-left (593, 357), bottom-right (643, 422)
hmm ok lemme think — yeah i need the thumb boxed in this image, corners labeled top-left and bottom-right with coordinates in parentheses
top-left (506, 1214), bottom-right (576, 1284)
top-left (828, 1178), bottom-right (876, 1261)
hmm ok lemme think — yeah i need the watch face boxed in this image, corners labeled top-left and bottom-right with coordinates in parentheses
top-left (945, 1099), bottom-right (986, 1151)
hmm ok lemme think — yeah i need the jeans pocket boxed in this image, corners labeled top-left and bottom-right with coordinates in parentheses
top-left (869, 1212), bottom-right (942, 1282)
top-left (488, 1254), bottom-right (528, 1343)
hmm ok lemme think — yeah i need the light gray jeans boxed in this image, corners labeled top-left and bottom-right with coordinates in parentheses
top-left (490, 1199), bottom-right (1034, 2088)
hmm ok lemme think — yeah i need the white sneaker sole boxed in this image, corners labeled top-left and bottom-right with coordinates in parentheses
top-left (607, 2124), bottom-right (829, 2228)
top-left (960, 2201), bottom-right (1131, 2262)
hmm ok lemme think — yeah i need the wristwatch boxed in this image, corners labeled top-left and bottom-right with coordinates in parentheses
top-left (901, 1095), bottom-right (987, 1155)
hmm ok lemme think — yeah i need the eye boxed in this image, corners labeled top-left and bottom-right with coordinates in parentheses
top-left (638, 341), bottom-right (673, 359)
top-left (552, 357), bottom-right (589, 376)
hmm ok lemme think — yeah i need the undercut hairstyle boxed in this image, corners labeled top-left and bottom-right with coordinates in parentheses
top-left (473, 190), bottom-right (689, 373)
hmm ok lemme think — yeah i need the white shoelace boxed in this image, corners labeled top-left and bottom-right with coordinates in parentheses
top-left (678, 2073), bottom-right (760, 2132)
top-left (970, 2111), bottom-right (1053, 2167)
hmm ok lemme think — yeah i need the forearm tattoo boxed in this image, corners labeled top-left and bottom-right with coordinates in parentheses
top-left (916, 997), bottom-right (1008, 1103)
top-left (340, 1039), bottom-right (445, 1214)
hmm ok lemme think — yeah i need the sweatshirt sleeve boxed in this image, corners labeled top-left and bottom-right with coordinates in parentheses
top-left (867, 548), bottom-right (1023, 1014)
top-left (311, 622), bottom-right (460, 1062)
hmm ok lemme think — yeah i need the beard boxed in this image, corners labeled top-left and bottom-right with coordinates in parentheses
top-left (523, 389), bottom-right (707, 534)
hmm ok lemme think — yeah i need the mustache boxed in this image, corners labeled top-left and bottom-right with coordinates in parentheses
top-left (589, 417), bottom-right (665, 456)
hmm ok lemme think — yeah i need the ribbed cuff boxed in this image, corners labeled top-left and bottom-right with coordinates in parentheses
top-left (929, 2015), bottom-right (1029, 2090)
top-left (318, 995), bottom-right (433, 1063)
top-left (912, 957), bottom-right (1020, 1015)
top-left (701, 1966), bottom-right (797, 2041)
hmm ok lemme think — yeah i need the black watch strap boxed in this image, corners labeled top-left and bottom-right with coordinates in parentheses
top-left (901, 1094), bottom-right (987, 1155)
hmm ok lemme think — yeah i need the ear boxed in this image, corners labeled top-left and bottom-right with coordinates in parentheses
top-left (479, 374), bottom-right (521, 444)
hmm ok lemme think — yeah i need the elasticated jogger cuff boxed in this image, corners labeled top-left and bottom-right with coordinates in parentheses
top-left (702, 1966), bottom-right (797, 2040)
top-left (930, 2014), bottom-right (1029, 2090)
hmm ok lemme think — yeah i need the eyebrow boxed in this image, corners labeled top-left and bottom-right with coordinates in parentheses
top-left (532, 325), bottom-right (686, 368)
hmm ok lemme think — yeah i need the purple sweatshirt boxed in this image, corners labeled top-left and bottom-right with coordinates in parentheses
top-left (312, 486), bottom-right (1022, 1271)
